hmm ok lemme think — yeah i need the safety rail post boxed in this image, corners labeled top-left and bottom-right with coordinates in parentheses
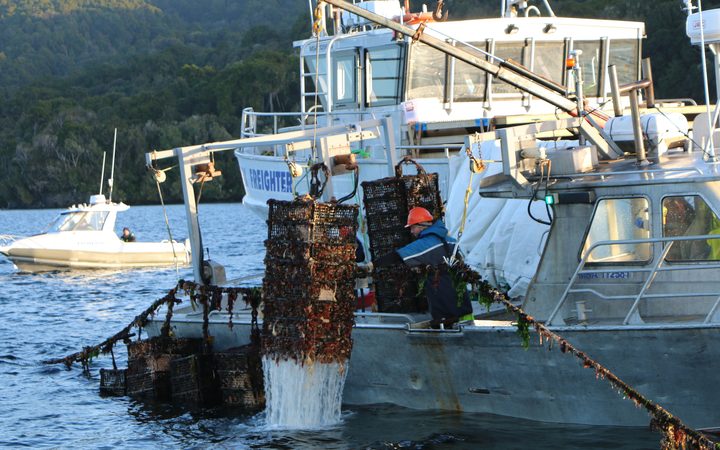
top-left (546, 254), bottom-right (591, 326)
top-left (622, 242), bottom-right (673, 325)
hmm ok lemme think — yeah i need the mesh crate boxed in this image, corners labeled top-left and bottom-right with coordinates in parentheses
top-left (313, 202), bottom-right (359, 223)
top-left (213, 346), bottom-right (264, 410)
top-left (99, 368), bottom-right (126, 396)
top-left (362, 161), bottom-right (442, 313)
top-left (267, 220), bottom-right (312, 242)
top-left (221, 388), bottom-right (263, 409)
top-left (402, 174), bottom-right (442, 216)
top-left (267, 199), bottom-right (359, 244)
top-left (127, 337), bottom-right (203, 362)
top-left (125, 337), bottom-right (203, 401)
top-left (126, 369), bottom-right (171, 400)
top-left (361, 178), bottom-right (405, 200)
top-left (170, 354), bottom-right (219, 406)
top-left (268, 199), bottom-right (314, 222)
top-left (263, 199), bottom-right (358, 364)
top-left (367, 229), bottom-right (413, 261)
top-left (365, 210), bottom-right (407, 233)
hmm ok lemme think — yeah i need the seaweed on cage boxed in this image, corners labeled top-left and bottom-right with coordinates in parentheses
top-left (261, 198), bottom-right (359, 364)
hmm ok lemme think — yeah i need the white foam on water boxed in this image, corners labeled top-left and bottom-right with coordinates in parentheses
top-left (262, 356), bottom-right (348, 429)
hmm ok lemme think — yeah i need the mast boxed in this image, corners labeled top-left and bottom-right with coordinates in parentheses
top-left (108, 128), bottom-right (117, 202)
top-left (98, 152), bottom-right (106, 196)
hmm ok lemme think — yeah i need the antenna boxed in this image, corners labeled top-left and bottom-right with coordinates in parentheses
top-left (108, 128), bottom-right (117, 202)
top-left (99, 151), bottom-right (106, 195)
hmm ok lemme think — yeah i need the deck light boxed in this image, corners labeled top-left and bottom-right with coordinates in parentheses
top-left (544, 192), bottom-right (595, 205)
top-left (565, 56), bottom-right (577, 70)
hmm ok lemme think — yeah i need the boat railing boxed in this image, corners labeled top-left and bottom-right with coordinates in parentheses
top-left (240, 107), bottom-right (466, 160)
top-left (547, 234), bottom-right (720, 326)
top-left (241, 107), bottom-right (370, 139)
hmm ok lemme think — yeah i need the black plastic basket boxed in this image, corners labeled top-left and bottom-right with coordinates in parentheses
top-left (99, 368), bottom-right (127, 396)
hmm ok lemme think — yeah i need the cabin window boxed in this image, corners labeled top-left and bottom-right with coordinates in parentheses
top-left (491, 42), bottom-right (526, 95)
top-left (662, 195), bottom-right (720, 261)
top-left (407, 43), bottom-right (446, 100)
top-left (49, 211), bottom-right (109, 232)
top-left (572, 40), bottom-right (602, 97)
top-left (608, 39), bottom-right (639, 86)
top-left (452, 42), bottom-right (487, 102)
top-left (365, 45), bottom-right (403, 107)
top-left (333, 52), bottom-right (358, 108)
top-left (581, 197), bottom-right (652, 264)
top-left (533, 41), bottom-right (565, 85)
top-left (304, 55), bottom-right (328, 111)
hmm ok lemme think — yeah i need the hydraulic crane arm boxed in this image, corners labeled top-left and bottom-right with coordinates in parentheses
top-left (320, 0), bottom-right (622, 158)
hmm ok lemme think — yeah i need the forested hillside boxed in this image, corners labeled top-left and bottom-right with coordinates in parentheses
top-left (0, 0), bottom-right (306, 207)
top-left (0, 0), bottom-right (718, 208)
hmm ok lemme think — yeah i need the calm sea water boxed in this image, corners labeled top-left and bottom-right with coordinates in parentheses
top-left (0, 203), bottom-right (659, 449)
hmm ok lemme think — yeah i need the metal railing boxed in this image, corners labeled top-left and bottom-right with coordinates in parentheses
top-left (546, 234), bottom-right (720, 326)
top-left (240, 107), bottom-right (380, 138)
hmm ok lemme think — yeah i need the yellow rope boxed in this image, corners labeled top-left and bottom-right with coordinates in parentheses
top-left (449, 143), bottom-right (486, 263)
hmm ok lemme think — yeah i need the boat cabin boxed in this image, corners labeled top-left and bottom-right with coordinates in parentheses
top-left (474, 119), bottom-right (720, 327)
top-left (234, 0), bottom-right (653, 218)
top-left (43, 194), bottom-right (128, 234)
top-left (286, 0), bottom-right (645, 148)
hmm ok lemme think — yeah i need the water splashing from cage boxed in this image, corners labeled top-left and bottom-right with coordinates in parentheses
top-left (262, 357), bottom-right (348, 429)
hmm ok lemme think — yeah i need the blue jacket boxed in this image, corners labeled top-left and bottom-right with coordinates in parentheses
top-left (396, 220), bottom-right (471, 321)
top-left (397, 220), bottom-right (455, 267)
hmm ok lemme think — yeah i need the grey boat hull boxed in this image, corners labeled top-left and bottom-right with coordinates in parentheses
top-left (147, 311), bottom-right (720, 428)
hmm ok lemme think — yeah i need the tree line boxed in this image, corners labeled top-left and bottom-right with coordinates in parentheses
top-left (0, 0), bottom-right (718, 208)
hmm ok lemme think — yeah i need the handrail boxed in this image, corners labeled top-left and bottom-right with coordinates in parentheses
top-left (545, 166), bottom-right (704, 180)
top-left (547, 233), bottom-right (720, 326)
top-left (239, 108), bottom-right (470, 155)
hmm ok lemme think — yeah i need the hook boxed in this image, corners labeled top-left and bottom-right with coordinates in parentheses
top-left (432, 0), bottom-right (448, 22)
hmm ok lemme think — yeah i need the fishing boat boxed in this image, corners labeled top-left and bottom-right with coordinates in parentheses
top-left (0, 194), bottom-right (190, 272)
top-left (234, 0), bottom-right (701, 219)
top-left (142, 0), bottom-right (720, 430)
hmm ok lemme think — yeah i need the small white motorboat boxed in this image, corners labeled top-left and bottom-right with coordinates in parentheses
top-left (0, 194), bottom-right (190, 272)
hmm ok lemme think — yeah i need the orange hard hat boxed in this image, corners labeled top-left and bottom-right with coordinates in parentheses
top-left (405, 207), bottom-right (433, 227)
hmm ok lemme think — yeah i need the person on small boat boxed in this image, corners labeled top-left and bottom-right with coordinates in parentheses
top-left (373, 207), bottom-right (473, 327)
top-left (120, 227), bottom-right (136, 242)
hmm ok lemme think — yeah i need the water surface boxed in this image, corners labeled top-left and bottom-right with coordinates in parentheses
top-left (0, 203), bottom-right (658, 448)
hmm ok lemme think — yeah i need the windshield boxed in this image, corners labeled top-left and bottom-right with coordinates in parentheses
top-left (45, 211), bottom-right (109, 232)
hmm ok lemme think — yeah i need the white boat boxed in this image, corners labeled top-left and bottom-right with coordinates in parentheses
top-left (0, 194), bottom-right (190, 272)
top-left (141, 0), bottom-right (720, 431)
top-left (233, 0), bottom-right (702, 220)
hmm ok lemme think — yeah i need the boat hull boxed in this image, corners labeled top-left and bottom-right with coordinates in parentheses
top-left (146, 313), bottom-right (720, 428)
top-left (0, 232), bottom-right (189, 272)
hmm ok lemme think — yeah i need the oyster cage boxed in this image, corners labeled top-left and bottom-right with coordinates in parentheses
top-left (262, 198), bottom-right (358, 364)
top-left (361, 164), bottom-right (442, 313)
top-left (116, 337), bottom-right (264, 410)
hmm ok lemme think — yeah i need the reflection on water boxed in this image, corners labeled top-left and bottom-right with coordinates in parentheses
top-left (0, 203), bottom-right (658, 449)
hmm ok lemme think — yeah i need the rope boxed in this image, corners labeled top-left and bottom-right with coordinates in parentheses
top-left (311, 2), bottom-right (324, 162)
top-left (491, 290), bottom-right (717, 450)
top-left (43, 287), bottom-right (181, 368)
top-left (448, 262), bottom-right (718, 450)
top-left (44, 281), bottom-right (263, 370)
top-left (448, 143), bottom-right (486, 265)
top-left (155, 178), bottom-right (180, 276)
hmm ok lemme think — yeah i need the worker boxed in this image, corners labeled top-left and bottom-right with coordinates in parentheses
top-left (374, 206), bottom-right (473, 328)
top-left (120, 227), bottom-right (136, 242)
